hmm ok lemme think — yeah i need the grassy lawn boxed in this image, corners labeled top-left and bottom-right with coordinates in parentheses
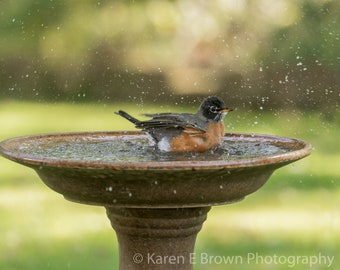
top-left (0, 100), bottom-right (339, 269)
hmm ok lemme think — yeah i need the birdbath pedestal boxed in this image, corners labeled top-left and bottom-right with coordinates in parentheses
top-left (0, 131), bottom-right (312, 270)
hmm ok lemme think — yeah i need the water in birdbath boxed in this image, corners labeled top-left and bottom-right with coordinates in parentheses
top-left (14, 133), bottom-right (291, 163)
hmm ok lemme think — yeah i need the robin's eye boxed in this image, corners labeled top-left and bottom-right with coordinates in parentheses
top-left (209, 106), bottom-right (218, 113)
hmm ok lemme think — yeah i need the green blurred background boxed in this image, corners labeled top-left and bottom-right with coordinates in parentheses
top-left (0, 0), bottom-right (339, 269)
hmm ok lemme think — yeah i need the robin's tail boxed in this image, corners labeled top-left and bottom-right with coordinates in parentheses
top-left (115, 110), bottom-right (140, 124)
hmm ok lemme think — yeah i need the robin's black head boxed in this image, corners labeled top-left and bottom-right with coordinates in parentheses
top-left (198, 96), bottom-right (233, 122)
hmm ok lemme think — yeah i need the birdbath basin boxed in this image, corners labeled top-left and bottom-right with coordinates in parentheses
top-left (0, 131), bottom-right (312, 270)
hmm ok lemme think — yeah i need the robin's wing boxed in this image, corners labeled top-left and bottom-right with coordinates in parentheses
top-left (139, 113), bottom-right (207, 132)
top-left (136, 113), bottom-right (207, 142)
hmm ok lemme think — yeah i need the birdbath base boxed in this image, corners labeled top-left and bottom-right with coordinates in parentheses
top-left (106, 207), bottom-right (210, 270)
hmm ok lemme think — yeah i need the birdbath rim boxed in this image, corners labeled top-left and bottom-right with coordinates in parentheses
top-left (0, 131), bottom-right (312, 171)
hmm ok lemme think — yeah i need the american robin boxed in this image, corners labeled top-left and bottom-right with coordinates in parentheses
top-left (115, 96), bottom-right (233, 152)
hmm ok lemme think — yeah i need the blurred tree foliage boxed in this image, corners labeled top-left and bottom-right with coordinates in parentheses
top-left (0, 0), bottom-right (339, 111)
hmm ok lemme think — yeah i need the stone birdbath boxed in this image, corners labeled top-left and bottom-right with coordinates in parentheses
top-left (0, 131), bottom-right (312, 270)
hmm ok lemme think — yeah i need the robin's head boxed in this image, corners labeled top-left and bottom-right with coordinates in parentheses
top-left (198, 96), bottom-right (233, 122)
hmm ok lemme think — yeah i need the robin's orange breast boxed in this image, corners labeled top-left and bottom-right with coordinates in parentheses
top-left (169, 121), bottom-right (225, 152)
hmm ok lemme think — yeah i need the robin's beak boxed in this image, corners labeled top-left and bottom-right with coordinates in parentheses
top-left (218, 108), bottom-right (233, 113)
